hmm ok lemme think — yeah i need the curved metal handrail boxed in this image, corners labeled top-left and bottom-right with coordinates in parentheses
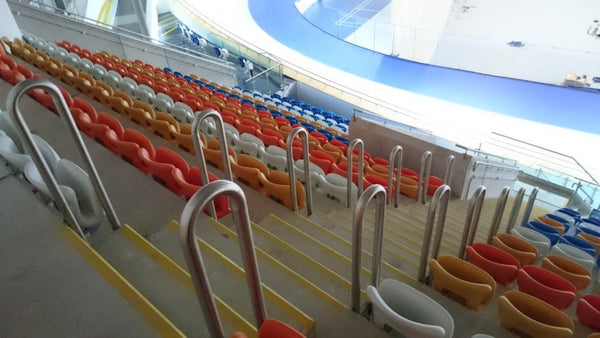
top-left (505, 187), bottom-right (525, 233)
top-left (443, 154), bottom-right (455, 186)
top-left (416, 150), bottom-right (432, 204)
top-left (179, 180), bottom-right (266, 338)
top-left (7, 78), bottom-right (120, 237)
top-left (487, 186), bottom-right (511, 243)
top-left (520, 187), bottom-right (538, 226)
top-left (347, 138), bottom-right (364, 208)
top-left (387, 145), bottom-right (402, 207)
top-left (191, 109), bottom-right (233, 218)
top-left (418, 184), bottom-right (451, 285)
top-left (458, 185), bottom-right (486, 259)
top-left (351, 184), bottom-right (386, 313)
top-left (286, 127), bottom-right (313, 215)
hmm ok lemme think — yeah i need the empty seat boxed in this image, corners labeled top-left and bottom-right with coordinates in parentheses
top-left (549, 243), bottom-right (595, 271)
top-left (293, 159), bottom-right (324, 189)
top-left (466, 243), bottom-right (520, 286)
top-left (366, 279), bottom-right (454, 338)
top-left (258, 170), bottom-right (305, 210)
top-left (113, 129), bottom-right (155, 173)
top-left (577, 294), bottom-right (600, 331)
top-left (492, 233), bottom-right (538, 267)
top-left (0, 133), bottom-right (30, 171)
top-left (148, 112), bottom-right (179, 141)
top-left (237, 133), bottom-right (265, 158)
top-left (510, 226), bottom-right (551, 256)
top-left (542, 254), bottom-right (591, 291)
top-left (88, 113), bottom-right (125, 154)
top-left (231, 154), bottom-right (269, 190)
top-left (498, 290), bottom-right (574, 338)
top-left (516, 265), bottom-right (576, 310)
top-left (258, 145), bottom-right (288, 172)
top-left (315, 173), bottom-right (357, 206)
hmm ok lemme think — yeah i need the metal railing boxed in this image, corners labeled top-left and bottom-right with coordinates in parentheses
top-left (179, 180), bottom-right (266, 338)
top-left (416, 150), bottom-right (432, 204)
top-left (472, 160), bottom-right (520, 172)
top-left (7, 78), bottom-right (120, 238)
top-left (286, 127), bottom-right (313, 215)
top-left (418, 185), bottom-right (451, 285)
top-left (191, 110), bottom-right (233, 218)
top-left (487, 186), bottom-right (511, 243)
top-left (347, 138), bottom-right (364, 208)
top-left (351, 184), bottom-right (386, 313)
top-left (455, 143), bottom-right (518, 166)
top-left (387, 145), bottom-right (402, 207)
top-left (520, 187), bottom-right (538, 226)
top-left (458, 186), bottom-right (486, 259)
top-left (443, 154), bottom-right (455, 186)
top-left (505, 187), bottom-right (525, 233)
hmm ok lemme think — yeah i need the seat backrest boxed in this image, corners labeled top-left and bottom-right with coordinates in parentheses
top-left (0, 134), bottom-right (30, 171)
top-left (0, 110), bottom-right (23, 152)
top-left (32, 134), bottom-right (61, 173)
top-left (123, 129), bottom-right (155, 158)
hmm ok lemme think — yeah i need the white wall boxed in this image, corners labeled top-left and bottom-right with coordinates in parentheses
top-left (0, 0), bottom-right (22, 42)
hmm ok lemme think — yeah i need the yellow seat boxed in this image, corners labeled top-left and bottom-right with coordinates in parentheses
top-left (73, 73), bottom-right (95, 96)
top-left (429, 255), bottom-right (496, 311)
top-left (90, 80), bottom-right (113, 105)
top-left (42, 57), bottom-right (62, 77)
top-left (578, 232), bottom-right (600, 257)
top-left (148, 112), bottom-right (178, 141)
top-left (492, 233), bottom-right (538, 267)
top-left (57, 65), bottom-right (78, 86)
top-left (173, 124), bottom-right (196, 154)
top-left (498, 290), bottom-right (574, 337)
top-left (204, 138), bottom-right (237, 171)
top-left (106, 90), bottom-right (133, 116)
top-left (541, 254), bottom-right (591, 291)
top-left (258, 171), bottom-right (305, 210)
top-left (231, 154), bottom-right (270, 190)
top-left (537, 216), bottom-right (566, 235)
top-left (126, 100), bottom-right (155, 128)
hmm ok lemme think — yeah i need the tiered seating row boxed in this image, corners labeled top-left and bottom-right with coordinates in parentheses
top-left (0, 50), bottom-right (231, 218)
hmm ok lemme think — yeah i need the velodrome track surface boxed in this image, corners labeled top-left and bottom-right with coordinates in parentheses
top-left (248, 0), bottom-right (600, 135)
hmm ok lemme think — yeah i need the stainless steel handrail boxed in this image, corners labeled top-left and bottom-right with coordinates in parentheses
top-left (418, 185), bottom-right (451, 285)
top-left (520, 187), bottom-right (538, 226)
top-left (458, 185), bottom-right (486, 259)
top-left (7, 78), bottom-right (121, 237)
top-left (455, 143), bottom-right (518, 165)
top-left (351, 184), bottom-right (386, 313)
top-left (443, 154), bottom-right (455, 186)
top-left (416, 150), bottom-right (432, 204)
top-left (179, 180), bottom-right (266, 338)
top-left (487, 186), bottom-right (510, 243)
top-left (387, 145), bottom-right (402, 207)
top-left (191, 109), bottom-right (233, 218)
top-left (286, 127), bottom-right (313, 215)
top-left (505, 187), bottom-right (525, 233)
top-left (347, 138), bottom-right (364, 208)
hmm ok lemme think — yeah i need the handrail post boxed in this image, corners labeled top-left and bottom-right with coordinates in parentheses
top-left (191, 109), bottom-right (233, 218)
top-left (351, 184), bottom-right (386, 313)
top-left (458, 186), bottom-right (486, 259)
top-left (7, 78), bottom-right (120, 236)
top-left (487, 186), bottom-right (510, 243)
top-left (506, 187), bottom-right (525, 233)
top-left (520, 187), bottom-right (538, 226)
top-left (416, 150), bottom-right (432, 204)
top-left (443, 154), bottom-right (455, 186)
top-left (285, 127), bottom-right (313, 215)
top-left (418, 185), bottom-right (451, 285)
top-left (179, 180), bottom-right (266, 338)
top-left (347, 138), bottom-right (364, 208)
top-left (387, 145), bottom-right (402, 207)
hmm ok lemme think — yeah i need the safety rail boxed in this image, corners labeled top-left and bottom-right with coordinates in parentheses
top-left (351, 184), bottom-right (387, 313)
top-left (347, 138), bottom-right (364, 208)
top-left (191, 110), bottom-right (233, 218)
top-left (505, 187), bottom-right (525, 233)
top-left (418, 185), bottom-right (451, 285)
top-left (7, 78), bottom-right (120, 238)
top-left (443, 154), bottom-right (455, 186)
top-left (387, 145), bottom-right (402, 207)
top-left (458, 186), bottom-right (486, 259)
top-left (455, 143), bottom-right (518, 166)
top-left (487, 186), bottom-right (511, 243)
top-left (472, 160), bottom-right (520, 172)
top-left (416, 151), bottom-right (432, 204)
top-left (179, 180), bottom-right (266, 338)
top-left (520, 187), bottom-right (538, 227)
top-left (286, 127), bottom-right (313, 215)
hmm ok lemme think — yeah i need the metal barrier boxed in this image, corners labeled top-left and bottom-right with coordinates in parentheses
top-left (520, 187), bottom-right (538, 226)
top-left (347, 138), bottom-right (364, 208)
top-left (179, 180), bottom-right (266, 338)
top-left (443, 154), bottom-right (455, 186)
top-left (505, 187), bottom-right (525, 233)
top-left (351, 184), bottom-right (386, 313)
top-left (418, 185), bottom-right (451, 285)
top-left (191, 110), bottom-right (233, 218)
top-left (286, 127), bottom-right (313, 215)
top-left (458, 186), bottom-right (486, 259)
top-left (487, 186), bottom-right (511, 243)
top-left (387, 145), bottom-right (402, 207)
top-left (7, 78), bottom-right (120, 238)
top-left (416, 150), bottom-right (432, 204)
